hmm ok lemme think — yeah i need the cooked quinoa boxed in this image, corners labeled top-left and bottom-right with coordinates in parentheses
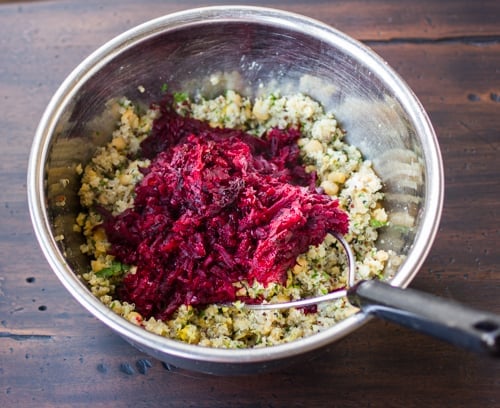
top-left (76, 90), bottom-right (400, 348)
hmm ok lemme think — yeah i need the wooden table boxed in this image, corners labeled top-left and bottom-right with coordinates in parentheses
top-left (1, 0), bottom-right (499, 406)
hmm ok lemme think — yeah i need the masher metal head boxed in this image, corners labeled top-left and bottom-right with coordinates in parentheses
top-left (240, 233), bottom-right (500, 357)
top-left (242, 232), bottom-right (355, 311)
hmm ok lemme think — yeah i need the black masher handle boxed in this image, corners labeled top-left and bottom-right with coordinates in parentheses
top-left (347, 280), bottom-right (500, 357)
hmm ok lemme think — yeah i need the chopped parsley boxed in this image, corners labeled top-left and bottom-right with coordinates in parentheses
top-left (173, 92), bottom-right (189, 103)
top-left (369, 218), bottom-right (388, 229)
top-left (96, 261), bottom-right (129, 278)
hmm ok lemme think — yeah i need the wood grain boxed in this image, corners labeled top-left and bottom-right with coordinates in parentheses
top-left (0, 0), bottom-right (499, 407)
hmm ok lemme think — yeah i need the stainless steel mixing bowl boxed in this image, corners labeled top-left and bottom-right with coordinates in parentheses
top-left (27, 6), bottom-right (443, 375)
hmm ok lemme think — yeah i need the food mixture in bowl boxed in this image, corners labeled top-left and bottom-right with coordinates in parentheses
top-left (75, 85), bottom-right (401, 348)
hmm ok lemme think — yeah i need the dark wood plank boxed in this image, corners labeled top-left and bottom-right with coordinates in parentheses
top-left (1, 0), bottom-right (499, 407)
top-left (1, 0), bottom-right (499, 44)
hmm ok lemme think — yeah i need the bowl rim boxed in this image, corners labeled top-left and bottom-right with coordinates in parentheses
top-left (27, 5), bottom-right (444, 366)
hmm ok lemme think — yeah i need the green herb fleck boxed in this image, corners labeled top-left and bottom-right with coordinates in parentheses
top-left (96, 261), bottom-right (129, 278)
top-left (160, 83), bottom-right (168, 93)
top-left (369, 219), bottom-right (388, 229)
top-left (173, 92), bottom-right (189, 103)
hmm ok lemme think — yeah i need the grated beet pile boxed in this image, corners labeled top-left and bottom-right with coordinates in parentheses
top-left (103, 96), bottom-right (349, 319)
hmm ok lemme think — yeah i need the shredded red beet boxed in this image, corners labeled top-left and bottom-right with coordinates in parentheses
top-left (103, 96), bottom-right (349, 319)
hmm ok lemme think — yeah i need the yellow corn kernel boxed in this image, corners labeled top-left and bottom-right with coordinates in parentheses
top-left (321, 180), bottom-right (339, 196)
top-left (119, 174), bottom-right (133, 185)
top-left (93, 228), bottom-right (109, 254)
top-left (91, 259), bottom-right (105, 272)
top-left (111, 136), bottom-right (126, 151)
top-left (328, 171), bottom-right (346, 184)
top-left (252, 99), bottom-right (269, 121)
top-left (302, 139), bottom-right (323, 155)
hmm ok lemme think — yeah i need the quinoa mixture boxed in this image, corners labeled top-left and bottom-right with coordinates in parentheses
top-left (75, 89), bottom-right (397, 348)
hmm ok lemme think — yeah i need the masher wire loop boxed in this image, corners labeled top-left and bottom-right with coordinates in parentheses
top-left (242, 232), bottom-right (354, 311)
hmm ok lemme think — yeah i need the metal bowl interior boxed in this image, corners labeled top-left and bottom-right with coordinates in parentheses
top-left (27, 6), bottom-right (443, 375)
